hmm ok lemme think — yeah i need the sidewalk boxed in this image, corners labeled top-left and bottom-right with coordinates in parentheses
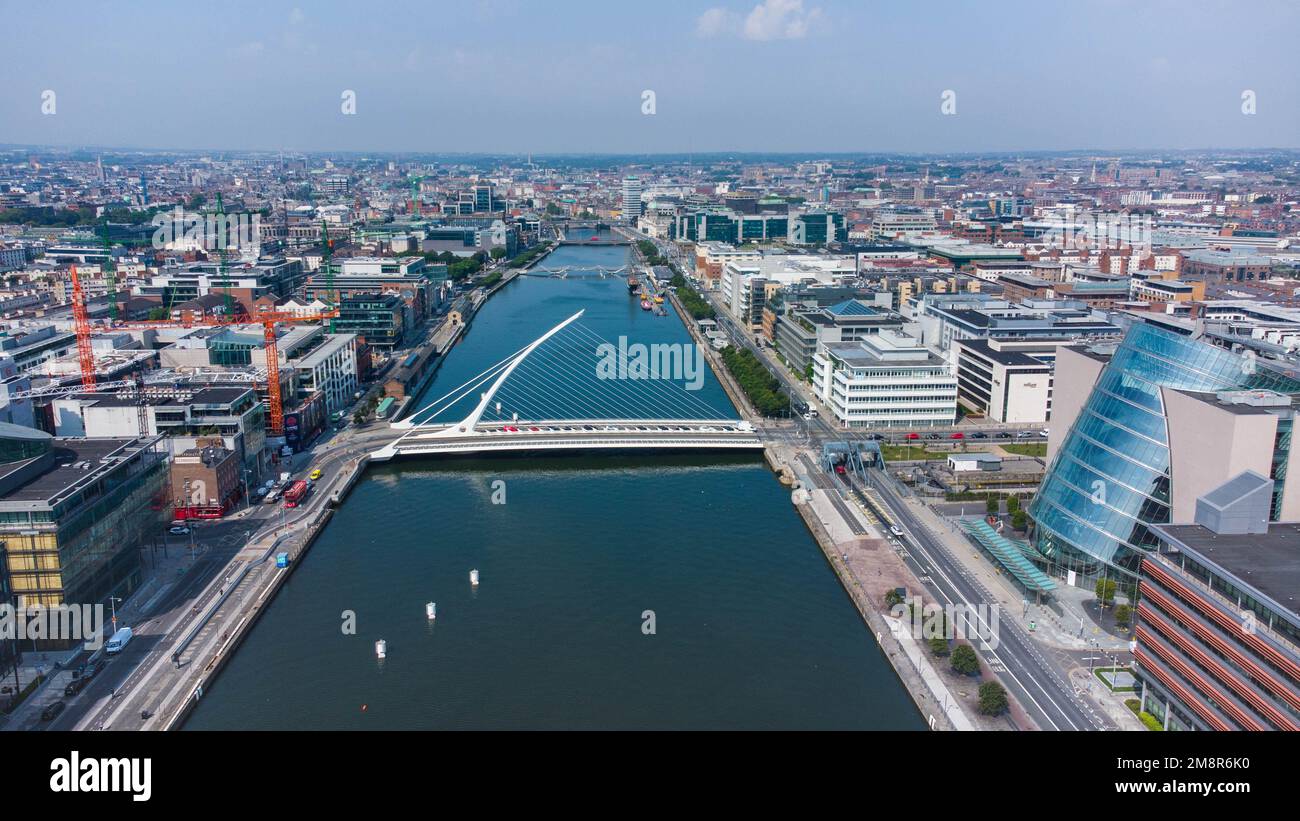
top-left (896, 495), bottom-right (1131, 654)
top-left (783, 443), bottom-right (978, 730)
top-left (0, 542), bottom-right (207, 730)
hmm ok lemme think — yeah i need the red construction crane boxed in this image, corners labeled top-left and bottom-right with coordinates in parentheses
top-left (65, 263), bottom-right (340, 438)
top-left (113, 308), bottom-right (339, 437)
top-left (68, 265), bottom-right (97, 390)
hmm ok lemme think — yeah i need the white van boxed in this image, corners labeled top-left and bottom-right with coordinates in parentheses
top-left (105, 626), bottom-right (133, 655)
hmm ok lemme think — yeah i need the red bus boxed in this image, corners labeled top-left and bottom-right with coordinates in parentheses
top-left (283, 480), bottom-right (311, 508)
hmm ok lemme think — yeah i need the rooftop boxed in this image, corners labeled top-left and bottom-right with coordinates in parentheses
top-left (0, 437), bottom-right (151, 506)
top-left (1154, 522), bottom-right (1300, 620)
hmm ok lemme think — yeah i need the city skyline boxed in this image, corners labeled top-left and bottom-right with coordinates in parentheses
top-left (2, 0), bottom-right (1297, 155)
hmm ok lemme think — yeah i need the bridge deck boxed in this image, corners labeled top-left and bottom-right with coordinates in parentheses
top-left (373, 419), bottom-right (762, 460)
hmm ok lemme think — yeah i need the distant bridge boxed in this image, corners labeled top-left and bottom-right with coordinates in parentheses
top-left (371, 310), bottom-right (760, 460)
top-left (525, 265), bottom-right (629, 279)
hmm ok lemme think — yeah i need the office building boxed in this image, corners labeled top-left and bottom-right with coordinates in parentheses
top-left (1031, 319), bottom-right (1300, 584)
top-left (0, 426), bottom-right (169, 614)
top-left (773, 300), bottom-right (905, 374)
top-left (621, 177), bottom-right (643, 222)
top-left (954, 338), bottom-right (1058, 424)
top-left (811, 331), bottom-right (958, 428)
top-left (1134, 474), bottom-right (1300, 731)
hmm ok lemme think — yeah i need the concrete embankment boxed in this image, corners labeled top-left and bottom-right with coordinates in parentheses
top-left (666, 289), bottom-right (758, 423)
top-left (164, 454), bottom-right (371, 730)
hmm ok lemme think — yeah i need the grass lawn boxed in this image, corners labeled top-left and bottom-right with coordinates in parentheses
top-left (1000, 442), bottom-right (1047, 457)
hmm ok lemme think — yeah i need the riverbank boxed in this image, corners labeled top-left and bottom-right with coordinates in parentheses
top-left (160, 453), bottom-right (372, 730)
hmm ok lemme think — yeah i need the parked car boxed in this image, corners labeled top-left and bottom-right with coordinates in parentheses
top-left (905, 432), bottom-right (920, 440)
top-left (925, 433), bottom-right (941, 440)
top-left (995, 432), bottom-right (1012, 439)
top-left (64, 679), bottom-right (87, 697)
top-left (950, 432), bottom-right (965, 439)
top-left (889, 525), bottom-right (905, 538)
top-left (169, 526), bottom-right (190, 535)
top-left (81, 660), bottom-right (105, 680)
top-left (970, 431), bottom-right (988, 439)
top-left (40, 701), bottom-right (66, 721)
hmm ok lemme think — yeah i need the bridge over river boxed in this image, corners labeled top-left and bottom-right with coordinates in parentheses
top-left (370, 309), bottom-right (762, 460)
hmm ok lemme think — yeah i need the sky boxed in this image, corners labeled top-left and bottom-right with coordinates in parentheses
top-left (0, 0), bottom-right (1297, 155)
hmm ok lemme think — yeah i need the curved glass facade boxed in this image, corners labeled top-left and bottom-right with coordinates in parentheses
top-left (1030, 322), bottom-right (1300, 580)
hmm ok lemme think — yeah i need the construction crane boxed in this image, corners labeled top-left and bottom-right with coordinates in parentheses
top-left (68, 265), bottom-right (97, 391)
top-left (101, 221), bottom-right (117, 323)
top-left (113, 308), bottom-right (338, 438)
top-left (321, 219), bottom-right (336, 332)
top-left (211, 193), bottom-right (241, 321)
top-left (409, 176), bottom-right (423, 216)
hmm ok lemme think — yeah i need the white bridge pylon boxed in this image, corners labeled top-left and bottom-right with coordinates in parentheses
top-left (371, 309), bottom-right (760, 461)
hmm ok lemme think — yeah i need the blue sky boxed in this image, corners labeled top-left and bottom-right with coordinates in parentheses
top-left (1, 0), bottom-right (1296, 153)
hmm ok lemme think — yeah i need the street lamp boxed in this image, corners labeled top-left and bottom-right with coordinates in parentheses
top-left (108, 596), bottom-right (122, 633)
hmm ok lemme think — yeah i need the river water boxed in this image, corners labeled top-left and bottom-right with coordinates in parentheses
top-left (184, 239), bottom-right (924, 730)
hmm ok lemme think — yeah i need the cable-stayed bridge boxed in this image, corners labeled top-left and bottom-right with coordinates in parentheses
top-left (370, 310), bottom-right (762, 460)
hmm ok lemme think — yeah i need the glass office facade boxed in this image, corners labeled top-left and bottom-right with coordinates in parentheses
top-left (1030, 322), bottom-right (1300, 582)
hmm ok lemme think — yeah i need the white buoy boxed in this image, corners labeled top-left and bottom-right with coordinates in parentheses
top-left (425, 602), bottom-right (436, 620)
top-left (375, 639), bottom-right (387, 659)
top-left (470, 569), bottom-right (480, 586)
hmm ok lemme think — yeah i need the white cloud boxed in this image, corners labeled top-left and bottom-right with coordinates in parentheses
top-left (742, 0), bottom-right (822, 41)
top-left (695, 7), bottom-right (739, 38)
top-left (289, 7), bottom-right (305, 25)
top-left (696, 1), bottom-right (823, 41)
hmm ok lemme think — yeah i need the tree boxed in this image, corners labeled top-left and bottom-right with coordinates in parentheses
top-left (986, 496), bottom-right (999, 515)
top-left (978, 681), bottom-right (1009, 716)
top-left (884, 589), bottom-right (904, 608)
top-left (489, 247), bottom-right (506, 260)
top-left (950, 644), bottom-right (980, 675)
top-left (1010, 509), bottom-right (1028, 532)
top-left (353, 410), bottom-right (365, 426)
top-left (1005, 495), bottom-right (1020, 514)
top-left (147, 306), bottom-right (170, 320)
top-left (1095, 578), bottom-right (1117, 607)
top-left (928, 636), bottom-right (950, 656)
top-left (1114, 604), bottom-right (1132, 629)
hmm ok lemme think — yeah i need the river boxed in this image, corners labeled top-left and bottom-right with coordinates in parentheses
top-left (183, 239), bottom-right (924, 730)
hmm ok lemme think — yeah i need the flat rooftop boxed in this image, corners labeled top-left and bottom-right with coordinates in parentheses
top-left (0, 437), bottom-right (145, 505)
top-left (1156, 522), bottom-right (1300, 620)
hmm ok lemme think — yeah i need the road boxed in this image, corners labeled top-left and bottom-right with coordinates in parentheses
top-left (849, 470), bottom-right (1107, 730)
top-left (642, 232), bottom-right (1106, 731)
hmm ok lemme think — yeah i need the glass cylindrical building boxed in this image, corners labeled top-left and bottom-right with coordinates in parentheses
top-left (1030, 321), bottom-right (1300, 582)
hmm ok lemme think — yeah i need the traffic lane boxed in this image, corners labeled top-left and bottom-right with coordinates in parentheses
top-left (865, 479), bottom-right (1098, 731)
top-left (46, 631), bottom-right (158, 731)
